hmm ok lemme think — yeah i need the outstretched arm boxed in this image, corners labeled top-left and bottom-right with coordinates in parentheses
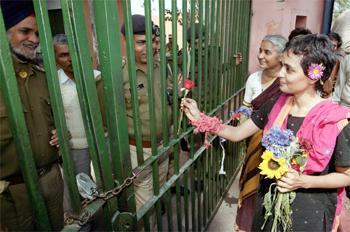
top-left (182, 98), bottom-right (260, 142)
top-left (216, 119), bottom-right (260, 142)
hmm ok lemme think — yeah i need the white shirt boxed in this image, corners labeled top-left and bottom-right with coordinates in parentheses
top-left (58, 69), bottom-right (101, 149)
top-left (243, 71), bottom-right (263, 106)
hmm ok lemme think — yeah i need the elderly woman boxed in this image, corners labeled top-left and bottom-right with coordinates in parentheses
top-left (235, 34), bottom-right (287, 231)
top-left (182, 34), bottom-right (350, 231)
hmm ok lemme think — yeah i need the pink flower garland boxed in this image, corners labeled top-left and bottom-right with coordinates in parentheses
top-left (190, 112), bottom-right (225, 148)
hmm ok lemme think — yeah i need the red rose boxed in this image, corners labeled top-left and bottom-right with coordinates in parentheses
top-left (184, 79), bottom-right (194, 90)
top-left (231, 113), bottom-right (241, 120)
top-left (291, 163), bottom-right (300, 172)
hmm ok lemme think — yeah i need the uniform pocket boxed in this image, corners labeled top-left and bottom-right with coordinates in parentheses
top-left (40, 96), bottom-right (54, 123)
top-left (0, 105), bottom-right (29, 149)
top-left (0, 107), bottom-right (12, 141)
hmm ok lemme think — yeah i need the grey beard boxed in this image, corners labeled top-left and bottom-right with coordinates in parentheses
top-left (11, 45), bottom-right (40, 64)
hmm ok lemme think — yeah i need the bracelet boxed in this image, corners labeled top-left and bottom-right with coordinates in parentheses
top-left (190, 113), bottom-right (225, 148)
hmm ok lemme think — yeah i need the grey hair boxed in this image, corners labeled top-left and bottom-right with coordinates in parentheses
top-left (262, 34), bottom-right (288, 54)
top-left (53, 34), bottom-right (68, 45)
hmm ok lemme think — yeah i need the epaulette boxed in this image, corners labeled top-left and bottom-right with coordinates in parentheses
top-left (32, 64), bottom-right (45, 72)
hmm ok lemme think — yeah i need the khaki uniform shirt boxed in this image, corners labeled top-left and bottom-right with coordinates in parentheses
top-left (122, 60), bottom-right (172, 142)
top-left (0, 57), bottom-right (58, 179)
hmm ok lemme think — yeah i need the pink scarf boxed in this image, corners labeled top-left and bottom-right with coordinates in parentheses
top-left (265, 93), bottom-right (350, 224)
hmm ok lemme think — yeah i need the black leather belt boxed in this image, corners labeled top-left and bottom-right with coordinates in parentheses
top-left (3, 162), bottom-right (56, 186)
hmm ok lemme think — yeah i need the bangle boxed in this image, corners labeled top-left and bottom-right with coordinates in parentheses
top-left (190, 113), bottom-right (224, 148)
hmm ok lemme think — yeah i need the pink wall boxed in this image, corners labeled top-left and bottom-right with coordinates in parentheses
top-left (248, 0), bottom-right (325, 74)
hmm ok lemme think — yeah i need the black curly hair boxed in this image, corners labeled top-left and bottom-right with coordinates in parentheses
top-left (284, 34), bottom-right (336, 93)
top-left (288, 27), bottom-right (312, 41)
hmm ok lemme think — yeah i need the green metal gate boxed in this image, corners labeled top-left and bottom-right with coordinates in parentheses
top-left (0, 0), bottom-right (251, 230)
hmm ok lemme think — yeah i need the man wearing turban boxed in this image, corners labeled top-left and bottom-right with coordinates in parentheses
top-left (0, 1), bottom-right (64, 230)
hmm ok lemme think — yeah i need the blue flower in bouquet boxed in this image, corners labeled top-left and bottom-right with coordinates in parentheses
top-left (236, 106), bottom-right (252, 118)
top-left (261, 126), bottom-right (294, 157)
top-left (230, 106), bottom-right (252, 119)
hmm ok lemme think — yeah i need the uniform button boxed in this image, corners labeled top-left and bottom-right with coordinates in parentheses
top-left (18, 70), bottom-right (28, 78)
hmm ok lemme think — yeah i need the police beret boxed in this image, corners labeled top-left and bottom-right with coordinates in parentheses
top-left (120, 14), bottom-right (155, 35)
top-left (1, 0), bottom-right (34, 30)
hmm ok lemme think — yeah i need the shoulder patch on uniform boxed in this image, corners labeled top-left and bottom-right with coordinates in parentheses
top-left (32, 64), bottom-right (45, 72)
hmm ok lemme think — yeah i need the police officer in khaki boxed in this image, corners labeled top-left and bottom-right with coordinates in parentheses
top-left (0, 1), bottom-right (63, 230)
top-left (120, 14), bottom-right (172, 220)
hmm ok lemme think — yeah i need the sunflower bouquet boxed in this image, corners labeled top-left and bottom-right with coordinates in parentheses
top-left (258, 125), bottom-right (308, 232)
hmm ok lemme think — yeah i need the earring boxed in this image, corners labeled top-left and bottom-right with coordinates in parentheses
top-left (320, 79), bottom-right (324, 85)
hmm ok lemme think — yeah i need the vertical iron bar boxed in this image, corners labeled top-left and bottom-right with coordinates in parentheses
top-left (170, 0), bottom-right (182, 230)
top-left (203, 150), bottom-right (208, 224)
top-left (208, 0), bottom-right (216, 111)
top-left (208, 148), bottom-right (213, 217)
top-left (143, 2), bottom-right (162, 229)
top-left (159, 0), bottom-right (170, 145)
top-left (218, 0), bottom-right (227, 199)
top-left (197, 0), bottom-right (204, 110)
top-left (165, 191), bottom-right (174, 231)
top-left (196, 157), bottom-right (202, 230)
top-left (213, 0), bottom-right (221, 107)
top-left (143, 213), bottom-right (151, 231)
top-left (244, 0), bottom-right (252, 79)
top-left (197, 1), bottom-right (204, 227)
top-left (181, 0), bottom-right (187, 84)
top-left (189, 0), bottom-right (196, 100)
top-left (226, 0), bottom-right (234, 100)
top-left (189, 0), bottom-right (197, 229)
top-left (203, 0), bottom-right (210, 112)
top-left (121, 0), bottom-right (145, 165)
top-left (232, 0), bottom-right (240, 95)
top-left (60, 0), bottom-right (116, 225)
top-left (236, 0), bottom-right (242, 90)
top-left (183, 172), bottom-right (189, 231)
top-left (226, 0), bottom-right (235, 99)
top-left (33, 0), bottom-right (81, 213)
top-left (92, 0), bottom-right (136, 211)
top-left (219, 0), bottom-right (228, 104)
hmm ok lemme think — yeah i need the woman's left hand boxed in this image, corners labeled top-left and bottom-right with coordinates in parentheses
top-left (276, 169), bottom-right (306, 192)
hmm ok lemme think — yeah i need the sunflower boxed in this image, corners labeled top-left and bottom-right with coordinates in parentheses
top-left (258, 150), bottom-right (288, 179)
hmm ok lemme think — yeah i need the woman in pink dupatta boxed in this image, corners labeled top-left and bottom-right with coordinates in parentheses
top-left (182, 34), bottom-right (350, 231)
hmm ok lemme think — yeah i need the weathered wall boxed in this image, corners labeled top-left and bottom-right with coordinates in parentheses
top-left (248, 0), bottom-right (325, 73)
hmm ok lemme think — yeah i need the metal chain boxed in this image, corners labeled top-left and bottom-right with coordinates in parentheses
top-left (67, 172), bottom-right (138, 226)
